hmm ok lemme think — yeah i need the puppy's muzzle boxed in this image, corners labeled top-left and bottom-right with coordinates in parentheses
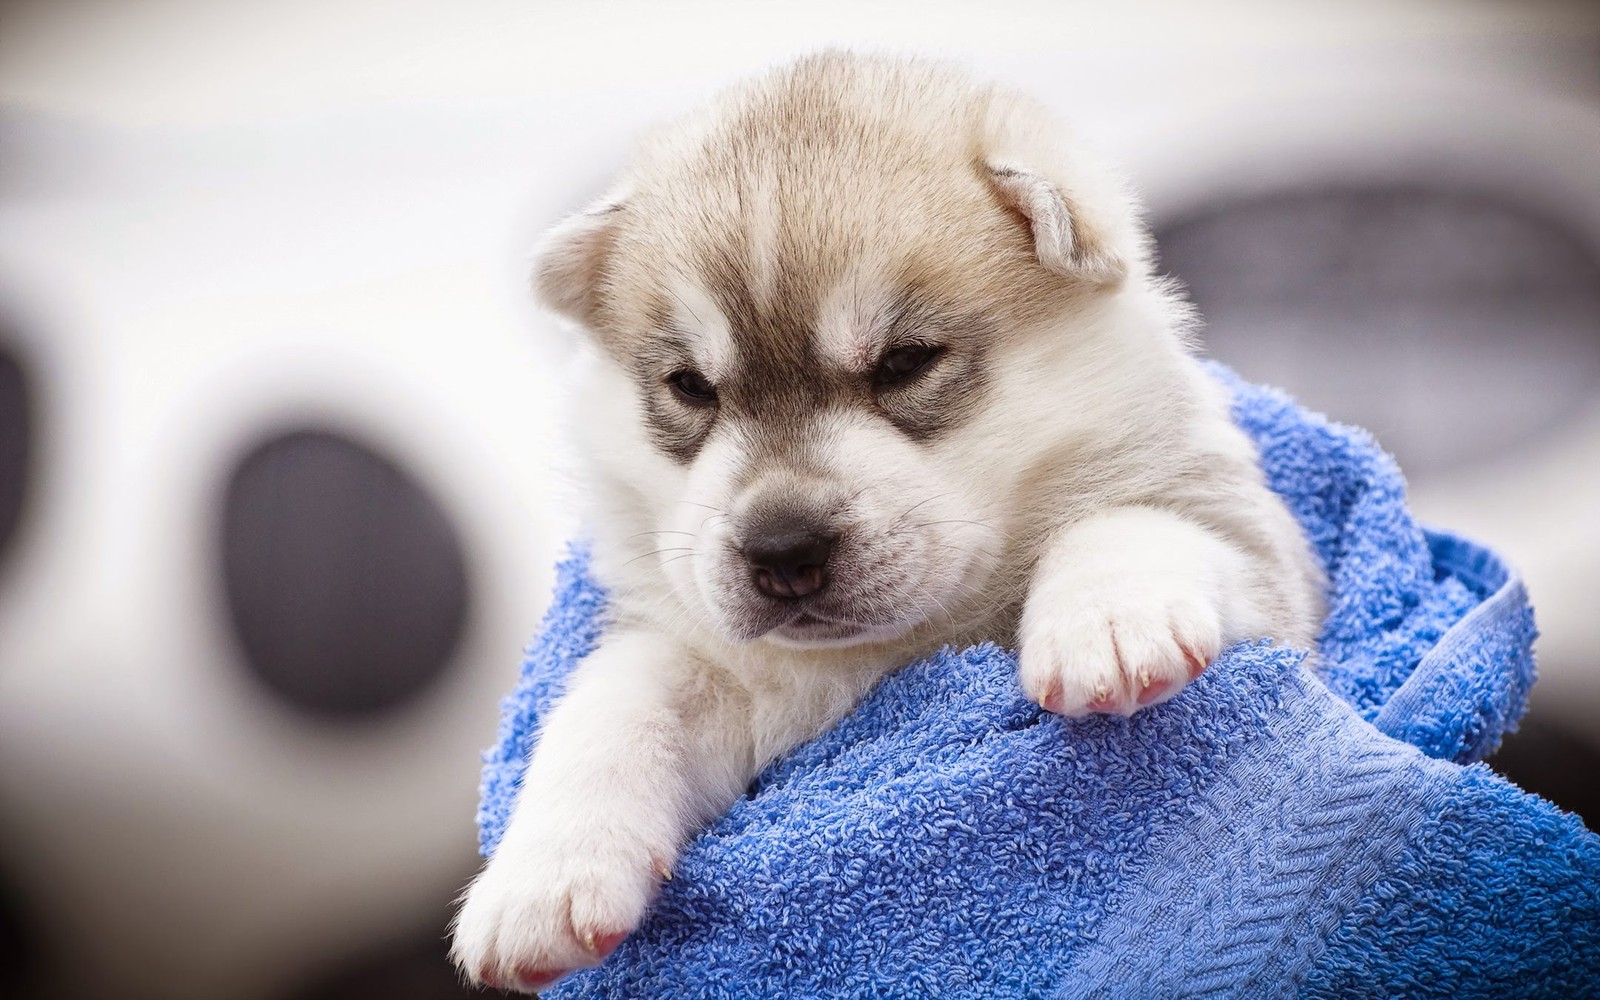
top-left (743, 525), bottom-right (836, 600)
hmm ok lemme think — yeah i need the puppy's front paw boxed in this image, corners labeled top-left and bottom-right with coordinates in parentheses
top-left (1019, 565), bottom-right (1223, 717)
top-left (449, 829), bottom-right (665, 993)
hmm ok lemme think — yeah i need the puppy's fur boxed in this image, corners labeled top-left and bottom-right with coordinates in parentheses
top-left (452, 53), bottom-right (1324, 992)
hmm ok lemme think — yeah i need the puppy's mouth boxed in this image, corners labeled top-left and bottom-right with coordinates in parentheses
top-left (772, 611), bottom-right (866, 644)
top-left (762, 605), bottom-right (914, 648)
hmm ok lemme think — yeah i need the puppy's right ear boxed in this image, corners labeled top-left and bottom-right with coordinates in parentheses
top-left (531, 195), bottom-right (626, 327)
top-left (985, 162), bottom-right (1125, 283)
top-left (981, 94), bottom-right (1141, 286)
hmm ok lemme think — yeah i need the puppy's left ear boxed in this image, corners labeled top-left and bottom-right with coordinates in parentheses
top-left (986, 162), bottom-right (1126, 283)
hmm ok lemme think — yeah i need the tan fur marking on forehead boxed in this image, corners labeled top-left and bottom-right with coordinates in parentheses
top-left (814, 266), bottom-right (898, 370)
top-left (742, 171), bottom-right (782, 314)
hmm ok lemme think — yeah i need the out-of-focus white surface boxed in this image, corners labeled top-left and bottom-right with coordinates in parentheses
top-left (0, 2), bottom-right (1596, 998)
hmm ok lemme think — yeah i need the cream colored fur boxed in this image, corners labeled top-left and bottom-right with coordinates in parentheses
top-left (451, 52), bottom-right (1324, 992)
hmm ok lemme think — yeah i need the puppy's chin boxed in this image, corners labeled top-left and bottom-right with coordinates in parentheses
top-left (702, 597), bottom-right (918, 650)
top-left (764, 613), bottom-right (908, 650)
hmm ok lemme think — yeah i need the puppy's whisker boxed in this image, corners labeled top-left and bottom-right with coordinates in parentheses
top-left (621, 546), bottom-right (696, 569)
top-left (697, 513), bottom-right (731, 532)
top-left (885, 493), bottom-right (956, 535)
top-left (677, 500), bottom-right (727, 513)
top-left (903, 519), bottom-right (995, 532)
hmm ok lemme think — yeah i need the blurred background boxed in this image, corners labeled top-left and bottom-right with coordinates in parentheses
top-left (0, 1), bottom-right (1596, 997)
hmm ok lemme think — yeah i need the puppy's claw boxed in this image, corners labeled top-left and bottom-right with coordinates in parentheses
top-left (1035, 678), bottom-right (1064, 715)
top-left (1084, 684), bottom-right (1118, 713)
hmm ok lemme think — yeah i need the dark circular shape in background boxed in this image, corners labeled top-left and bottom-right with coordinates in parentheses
top-left (1156, 186), bottom-right (1600, 477)
top-left (0, 341), bottom-right (31, 568)
top-left (220, 428), bottom-right (470, 719)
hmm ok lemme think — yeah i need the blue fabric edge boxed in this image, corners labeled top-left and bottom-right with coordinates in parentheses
top-left (1373, 529), bottom-right (1537, 762)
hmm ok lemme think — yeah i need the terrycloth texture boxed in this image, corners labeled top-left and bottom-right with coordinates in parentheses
top-left (476, 369), bottom-right (1598, 998)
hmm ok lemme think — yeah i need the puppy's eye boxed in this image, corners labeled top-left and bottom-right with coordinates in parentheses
top-left (667, 368), bottom-right (718, 406)
top-left (873, 344), bottom-right (943, 387)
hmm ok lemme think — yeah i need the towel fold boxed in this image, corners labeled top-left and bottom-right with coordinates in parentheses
top-left (476, 366), bottom-right (1598, 998)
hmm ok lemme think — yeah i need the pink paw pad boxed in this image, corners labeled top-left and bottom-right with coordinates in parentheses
top-left (587, 930), bottom-right (628, 961)
top-left (1137, 678), bottom-right (1173, 705)
top-left (1086, 694), bottom-right (1119, 713)
top-left (515, 966), bottom-right (570, 990)
top-left (1040, 685), bottom-right (1065, 715)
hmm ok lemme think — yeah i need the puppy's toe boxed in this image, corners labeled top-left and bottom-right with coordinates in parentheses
top-left (1020, 584), bottom-right (1223, 717)
top-left (450, 836), bottom-right (656, 993)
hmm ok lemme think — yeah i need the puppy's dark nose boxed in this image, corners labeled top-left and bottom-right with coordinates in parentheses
top-left (745, 529), bottom-right (835, 600)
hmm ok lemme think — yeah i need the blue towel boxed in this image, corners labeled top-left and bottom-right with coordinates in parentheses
top-left (476, 366), bottom-right (1599, 998)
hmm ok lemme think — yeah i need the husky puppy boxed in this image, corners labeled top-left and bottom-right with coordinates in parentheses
top-left (451, 52), bottom-right (1324, 992)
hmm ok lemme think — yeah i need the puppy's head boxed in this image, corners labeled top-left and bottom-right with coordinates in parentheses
top-left (543, 53), bottom-right (1150, 648)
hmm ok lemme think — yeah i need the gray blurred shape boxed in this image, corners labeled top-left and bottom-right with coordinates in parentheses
top-left (0, 338), bottom-right (30, 567)
top-left (1159, 187), bottom-right (1600, 478)
top-left (219, 429), bottom-right (470, 719)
